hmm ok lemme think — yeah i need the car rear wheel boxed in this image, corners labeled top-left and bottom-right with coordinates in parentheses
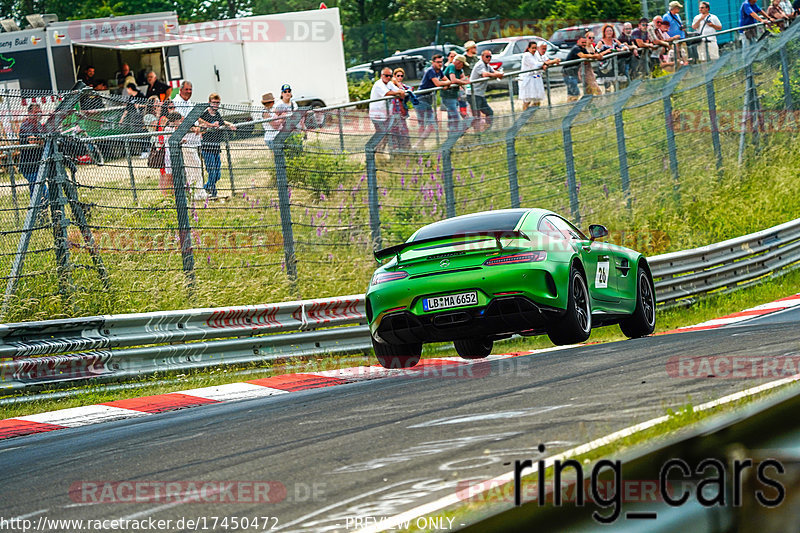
top-left (547, 267), bottom-right (592, 345)
top-left (619, 267), bottom-right (656, 338)
top-left (453, 338), bottom-right (493, 359)
top-left (372, 337), bottom-right (421, 368)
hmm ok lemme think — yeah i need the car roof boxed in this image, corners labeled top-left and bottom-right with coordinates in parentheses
top-left (476, 35), bottom-right (543, 44)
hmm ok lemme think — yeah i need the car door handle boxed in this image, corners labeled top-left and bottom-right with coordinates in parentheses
top-left (582, 245), bottom-right (591, 252)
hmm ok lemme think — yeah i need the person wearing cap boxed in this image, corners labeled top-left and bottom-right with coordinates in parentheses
top-left (663, 2), bottom-right (689, 66)
top-left (442, 55), bottom-right (470, 131)
top-left (462, 41), bottom-right (479, 117)
top-left (469, 48), bottom-right (503, 131)
top-left (692, 2), bottom-right (722, 61)
top-left (260, 92), bottom-right (278, 148)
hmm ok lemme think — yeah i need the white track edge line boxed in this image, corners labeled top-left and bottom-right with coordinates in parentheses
top-left (356, 373), bottom-right (800, 533)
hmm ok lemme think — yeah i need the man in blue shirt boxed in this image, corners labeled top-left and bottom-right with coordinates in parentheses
top-left (663, 1), bottom-right (687, 38)
top-left (415, 54), bottom-right (450, 146)
top-left (739, 0), bottom-right (773, 43)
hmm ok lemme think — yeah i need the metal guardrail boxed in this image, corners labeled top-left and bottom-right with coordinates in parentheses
top-left (1, 218), bottom-right (799, 393)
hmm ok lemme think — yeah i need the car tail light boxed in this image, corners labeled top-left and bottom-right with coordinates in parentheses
top-left (483, 251), bottom-right (546, 266)
top-left (371, 271), bottom-right (408, 285)
top-left (489, 62), bottom-right (503, 70)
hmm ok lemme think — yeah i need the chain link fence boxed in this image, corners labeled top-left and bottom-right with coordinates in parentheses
top-left (0, 23), bottom-right (797, 322)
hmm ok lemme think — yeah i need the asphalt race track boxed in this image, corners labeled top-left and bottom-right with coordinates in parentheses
top-left (3, 319), bottom-right (799, 532)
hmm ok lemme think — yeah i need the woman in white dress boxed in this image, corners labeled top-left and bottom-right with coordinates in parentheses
top-left (520, 41), bottom-right (560, 109)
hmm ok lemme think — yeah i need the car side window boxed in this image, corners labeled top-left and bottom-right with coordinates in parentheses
top-left (513, 41), bottom-right (528, 54)
top-left (548, 216), bottom-right (586, 240)
top-left (538, 217), bottom-right (565, 240)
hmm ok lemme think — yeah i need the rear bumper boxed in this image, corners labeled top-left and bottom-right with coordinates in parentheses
top-left (373, 295), bottom-right (562, 344)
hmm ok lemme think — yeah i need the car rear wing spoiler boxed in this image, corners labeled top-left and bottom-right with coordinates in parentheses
top-left (374, 230), bottom-right (531, 263)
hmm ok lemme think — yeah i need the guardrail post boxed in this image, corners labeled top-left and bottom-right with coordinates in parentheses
top-left (224, 135), bottom-right (236, 196)
top-left (441, 115), bottom-right (474, 218)
top-left (123, 137), bottom-right (138, 203)
top-left (613, 81), bottom-right (642, 210)
top-left (780, 45), bottom-right (793, 110)
top-left (702, 54), bottom-right (732, 173)
top-left (364, 113), bottom-right (394, 250)
top-left (544, 69), bottom-right (552, 107)
top-left (505, 107), bottom-right (538, 209)
top-left (662, 69), bottom-right (688, 201)
top-left (561, 95), bottom-right (592, 224)
top-left (271, 111), bottom-right (304, 283)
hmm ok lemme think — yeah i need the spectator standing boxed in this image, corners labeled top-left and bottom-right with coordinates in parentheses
top-left (462, 41), bottom-right (479, 118)
top-left (520, 41), bottom-right (544, 109)
top-left (632, 18), bottom-right (657, 76)
top-left (780, 0), bottom-right (795, 20)
top-left (415, 54), bottom-right (449, 146)
top-left (767, 0), bottom-right (791, 29)
top-left (581, 32), bottom-right (603, 95)
top-left (18, 103), bottom-right (46, 198)
top-left (692, 2), bottom-right (722, 61)
top-left (387, 68), bottom-right (412, 149)
top-left (145, 71), bottom-right (170, 101)
top-left (172, 81), bottom-right (194, 116)
top-left (618, 22), bottom-right (638, 79)
top-left (260, 92), bottom-right (278, 149)
top-left (663, 2), bottom-right (689, 66)
top-left (369, 68), bottom-right (405, 143)
top-left (442, 55), bottom-right (470, 131)
top-left (563, 37), bottom-right (591, 102)
top-left (119, 83), bottom-right (147, 154)
top-left (444, 50), bottom-right (456, 68)
top-left (740, 0), bottom-right (772, 44)
top-left (595, 24), bottom-right (628, 90)
top-left (161, 109), bottom-right (182, 196)
top-left (469, 49), bottom-right (503, 131)
top-left (198, 93), bottom-right (236, 198)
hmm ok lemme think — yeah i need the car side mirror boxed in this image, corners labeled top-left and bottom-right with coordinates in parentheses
top-left (589, 224), bottom-right (609, 241)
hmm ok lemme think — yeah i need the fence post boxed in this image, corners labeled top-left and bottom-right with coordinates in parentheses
top-left (561, 95), bottom-right (592, 225)
top-left (441, 116), bottom-right (475, 218)
top-left (780, 45), bottom-right (793, 110)
top-left (337, 108), bottom-right (345, 151)
top-left (702, 54), bottom-right (732, 173)
top-left (507, 77), bottom-right (516, 120)
top-left (2, 88), bottom-right (83, 317)
top-left (123, 137), bottom-right (138, 203)
top-left (364, 114), bottom-right (395, 250)
top-left (271, 110), bottom-right (304, 283)
top-left (9, 150), bottom-right (19, 227)
top-left (612, 55), bottom-right (619, 92)
top-left (168, 104), bottom-right (205, 287)
top-left (48, 139), bottom-right (74, 299)
top-left (738, 40), bottom-right (768, 165)
top-left (662, 68), bottom-right (689, 198)
top-left (224, 135), bottom-right (236, 196)
top-left (505, 107), bottom-right (538, 209)
top-left (545, 69), bottom-right (552, 107)
top-left (613, 80), bottom-right (642, 210)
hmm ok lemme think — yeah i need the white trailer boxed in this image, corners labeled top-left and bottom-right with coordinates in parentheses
top-left (179, 8), bottom-right (349, 109)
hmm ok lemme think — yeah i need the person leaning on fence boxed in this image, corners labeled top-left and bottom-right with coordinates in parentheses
top-left (198, 93), bottom-right (236, 199)
top-left (580, 32), bottom-right (604, 96)
top-left (595, 24), bottom-right (629, 91)
top-left (693, 2), bottom-right (723, 61)
top-left (18, 103), bottom-right (46, 198)
top-left (414, 54), bottom-right (450, 147)
top-left (462, 41), bottom-right (479, 119)
top-left (173, 81), bottom-right (194, 117)
top-left (740, 0), bottom-right (774, 44)
top-left (469, 49), bottom-right (503, 131)
top-left (387, 68), bottom-right (414, 150)
top-left (260, 92), bottom-right (278, 150)
top-left (563, 37), bottom-right (589, 102)
top-left (369, 67), bottom-right (405, 148)
top-left (442, 55), bottom-right (470, 132)
top-left (767, 0), bottom-right (792, 29)
top-left (520, 41), bottom-right (544, 109)
top-left (781, 0), bottom-right (796, 20)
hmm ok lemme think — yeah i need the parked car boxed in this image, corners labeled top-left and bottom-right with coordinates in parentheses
top-left (475, 36), bottom-right (565, 88)
top-left (346, 64), bottom-right (374, 83)
top-left (392, 44), bottom-right (465, 64)
top-left (549, 23), bottom-right (625, 50)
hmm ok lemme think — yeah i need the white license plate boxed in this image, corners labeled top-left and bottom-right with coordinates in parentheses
top-left (423, 291), bottom-right (478, 312)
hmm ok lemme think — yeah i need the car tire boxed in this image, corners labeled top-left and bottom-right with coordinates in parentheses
top-left (372, 337), bottom-right (421, 368)
top-left (619, 267), bottom-right (656, 338)
top-left (453, 338), bottom-right (493, 359)
top-left (547, 267), bottom-right (592, 345)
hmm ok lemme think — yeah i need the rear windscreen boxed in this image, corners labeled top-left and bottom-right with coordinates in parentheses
top-left (412, 211), bottom-right (525, 241)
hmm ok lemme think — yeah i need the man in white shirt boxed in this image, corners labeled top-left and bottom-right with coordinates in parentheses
top-left (171, 80), bottom-right (204, 200)
top-left (368, 67), bottom-right (405, 135)
top-left (692, 2), bottom-right (722, 61)
top-left (172, 81), bottom-right (194, 117)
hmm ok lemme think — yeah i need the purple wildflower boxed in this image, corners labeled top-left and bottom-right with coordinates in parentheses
top-left (603, 184), bottom-right (609, 198)
top-left (320, 193), bottom-right (326, 201)
top-left (401, 176), bottom-right (405, 189)
top-left (316, 227), bottom-right (323, 237)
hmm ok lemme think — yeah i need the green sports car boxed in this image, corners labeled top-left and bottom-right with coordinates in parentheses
top-left (366, 208), bottom-right (656, 368)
